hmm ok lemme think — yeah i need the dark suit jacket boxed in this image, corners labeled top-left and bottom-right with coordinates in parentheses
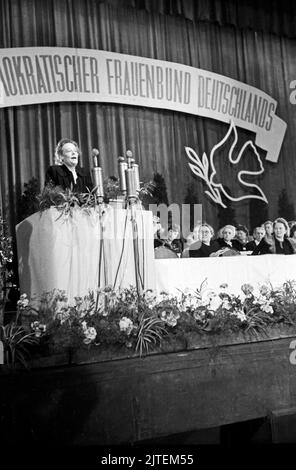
top-left (45, 164), bottom-right (93, 193)
top-left (217, 238), bottom-right (239, 252)
top-left (232, 239), bottom-right (248, 251)
top-left (246, 239), bottom-right (271, 255)
top-left (189, 240), bottom-right (221, 257)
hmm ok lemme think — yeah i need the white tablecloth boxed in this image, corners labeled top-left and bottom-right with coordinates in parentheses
top-left (16, 206), bottom-right (155, 302)
top-left (154, 254), bottom-right (296, 295)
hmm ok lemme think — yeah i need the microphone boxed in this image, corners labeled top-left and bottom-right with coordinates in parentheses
top-left (118, 156), bottom-right (127, 192)
top-left (126, 149), bottom-right (133, 168)
top-left (92, 148), bottom-right (100, 167)
top-left (91, 148), bottom-right (104, 199)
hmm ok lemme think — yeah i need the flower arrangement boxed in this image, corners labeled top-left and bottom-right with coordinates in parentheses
top-left (0, 215), bottom-right (14, 324)
top-left (38, 184), bottom-right (103, 215)
top-left (7, 279), bottom-right (296, 366)
top-left (38, 179), bottom-right (155, 217)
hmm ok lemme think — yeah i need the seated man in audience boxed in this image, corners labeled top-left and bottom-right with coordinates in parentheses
top-left (153, 220), bottom-right (184, 258)
top-left (153, 215), bottom-right (164, 249)
top-left (246, 226), bottom-right (270, 255)
top-left (233, 224), bottom-right (249, 251)
top-left (165, 224), bottom-right (184, 255)
top-left (45, 138), bottom-right (93, 193)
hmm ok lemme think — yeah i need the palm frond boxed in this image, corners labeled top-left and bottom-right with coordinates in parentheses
top-left (135, 314), bottom-right (167, 357)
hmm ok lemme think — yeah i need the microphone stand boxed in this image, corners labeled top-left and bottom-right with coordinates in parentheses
top-left (91, 150), bottom-right (106, 309)
top-left (129, 196), bottom-right (142, 296)
top-left (125, 151), bottom-right (143, 296)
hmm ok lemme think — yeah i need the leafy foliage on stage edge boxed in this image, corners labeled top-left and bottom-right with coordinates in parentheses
top-left (5, 279), bottom-right (296, 367)
top-left (0, 215), bottom-right (14, 325)
top-left (37, 180), bottom-right (156, 215)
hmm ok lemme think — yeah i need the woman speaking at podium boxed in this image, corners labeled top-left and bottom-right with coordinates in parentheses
top-left (45, 138), bottom-right (92, 192)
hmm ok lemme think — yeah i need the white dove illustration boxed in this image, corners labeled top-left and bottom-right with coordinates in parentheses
top-left (185, 121), bottom-right (268, 208)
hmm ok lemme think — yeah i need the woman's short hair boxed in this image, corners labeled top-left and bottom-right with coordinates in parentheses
top-left (273, 217), bottom-right (290, 236)
top-left (54, 138), bottom-right (80, 165)
top-left (290, 224), bottom-right (296, 238)
top-left (236, 224), bottom-right (249, 236)
top-left (222, 224), bottom-right (236, 238)
top-left (252, 225), bottom-right (265, 235)
top-left (198, 223), bottom-right (214, 238)
top-left (263, 220), bottom-right (273, 227)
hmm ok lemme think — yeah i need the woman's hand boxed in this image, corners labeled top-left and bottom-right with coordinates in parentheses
top-left (209, 247), bottom-right (230, 257)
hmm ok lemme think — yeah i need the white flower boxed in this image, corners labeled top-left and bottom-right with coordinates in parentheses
top-left (119, 317), bottom-right (134, 335)
top-left (255, 296), bottom-right (274, 314)
top-left (261, 304), bottom-right (274, 314)
top-left (231, 310), bottom-right (247, 322)
top-left (31, 321), bottom-right (47, 337)
top-left (180, 295), bottom-right (201, 311)
top-left (81, 322), bottom-right (97, 344)
top-left (221, 299), bottom-right (232, 310)
top-left (17, 293), bottom-right (29, 308)
top-left (55, 299), bottom-right (68, 315)
top-left (208, 295), bottom-right (222, 311)
top-left (160, 310), bottom-right (179, 327)
top-left (144, 290), bottom-right (157, 308)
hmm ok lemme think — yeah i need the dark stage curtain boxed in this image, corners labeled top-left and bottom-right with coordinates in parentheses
top-left (1, 0), bottom-right (296, 234)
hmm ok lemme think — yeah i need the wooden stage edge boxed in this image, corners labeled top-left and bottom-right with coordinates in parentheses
top-left (1, 328), bottom-right (296, 445)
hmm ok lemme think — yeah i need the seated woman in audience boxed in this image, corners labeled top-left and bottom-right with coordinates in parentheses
top-left (162, 223), bottom-right (184, 256)
top-left (210, 224), bottom-right (241, 256)
top-left (252, 218), bottom-right (294, 255)
top-left (233, 225), bottom-right (249, 251)
top-left (189, 223), bottom-right (220, 257)
top-left (263, 220), bottom-right (274, 244)
top-left (246, 226), bottom-right (270, 255)
top-left (269, 217), bottom-right (295, 254)
top-left (217, 225), bottom-right (237, 249)
top-left (288, 224), bottom-right (296, 252)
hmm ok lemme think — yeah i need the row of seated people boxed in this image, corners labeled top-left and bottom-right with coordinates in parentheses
top-left (153, 217), bottom-right (296, 258)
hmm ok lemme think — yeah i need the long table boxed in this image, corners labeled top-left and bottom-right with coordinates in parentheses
top-left (16, 207), bottom-right (296, 302)
top-left (154, 254), bottom-right (296, 295)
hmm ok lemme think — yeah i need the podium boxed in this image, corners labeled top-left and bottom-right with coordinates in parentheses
top-left (16, 206), bottom-right (155, 302)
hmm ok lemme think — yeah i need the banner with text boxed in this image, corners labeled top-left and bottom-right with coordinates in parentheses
top-left (0, 47), bottom-right (286, 162)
